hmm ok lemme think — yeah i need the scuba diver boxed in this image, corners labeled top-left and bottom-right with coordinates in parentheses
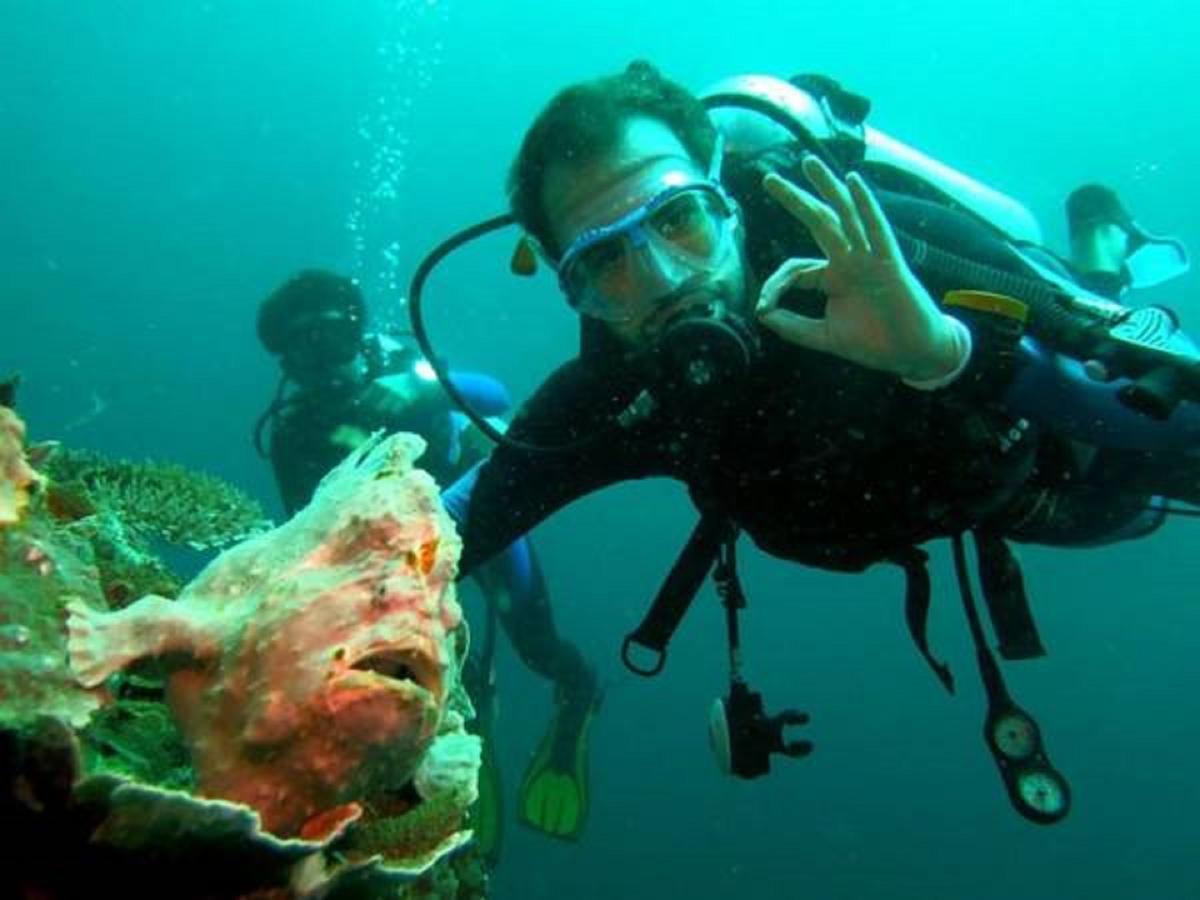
top-left (408, 62), bottom-right (1200, 826)
top-left (1064, 182), bottom-right (1190, 300)
top-left (253, 270), bottom-right (601, 848)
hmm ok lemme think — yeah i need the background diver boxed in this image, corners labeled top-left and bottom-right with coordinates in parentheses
top-left (409, 62), bottom-right (1200, 825)
top-left (254, 269), bottom-right (601, 849)
top-left (1064, 182), bottom-right (1190, 300)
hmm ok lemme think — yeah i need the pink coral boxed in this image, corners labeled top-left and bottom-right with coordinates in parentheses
top-left (67, 433), bottom-right (465, 837)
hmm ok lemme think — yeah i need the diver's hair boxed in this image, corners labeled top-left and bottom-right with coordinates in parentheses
top-left (508, 61), bottom-right (717, 261)
top-left (256, 269), bottom-right (366, 355)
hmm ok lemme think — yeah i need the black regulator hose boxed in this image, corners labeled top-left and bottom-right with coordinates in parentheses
top-left (408, 213), bottom-right (516, 448)
top-left (895, 234), bottom-right (1099, 350)
top-left (898, 231), bottom-right (1200, 413)
top-left (406, 214), bottom-right (622, 456)
top-left (701, 93), bottom-right (1127, 369)
top-left (698, 92), bottom-right (1170, 367)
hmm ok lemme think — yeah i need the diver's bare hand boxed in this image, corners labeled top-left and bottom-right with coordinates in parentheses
top-left (754, 155), bottom-right (966, 382)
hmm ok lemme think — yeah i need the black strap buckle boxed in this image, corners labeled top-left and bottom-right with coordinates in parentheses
top-left (620, 634), bottom-right (667, 677)
top-left (621, 514), bottom-right (732, 677)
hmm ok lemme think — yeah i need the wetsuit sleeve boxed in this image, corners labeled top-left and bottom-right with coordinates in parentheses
top-left (442, 390), bottom-right (599, 702)
top-left (445, 361), bottom-right (657, 575)
top-left (1006, 335), bottom-right (1200, 452)
top-left (446, 371), bottom-right (511, 418)
top-left (463, 523), bottom-right (597, 695)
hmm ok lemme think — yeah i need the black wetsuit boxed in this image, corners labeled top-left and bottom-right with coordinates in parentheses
top-left (457, 312), bottom-right (1033, 576)
top-left (455, 149), bottom-right (1190, 576)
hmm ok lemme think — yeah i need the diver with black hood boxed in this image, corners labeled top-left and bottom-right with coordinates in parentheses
top-left (254, 270), bottom-right (601, 850)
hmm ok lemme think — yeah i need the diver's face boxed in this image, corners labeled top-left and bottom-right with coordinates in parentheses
top-left (279, 310), bottom-right (365, 391)
top-left (543, 116), bottom-right (747, 346)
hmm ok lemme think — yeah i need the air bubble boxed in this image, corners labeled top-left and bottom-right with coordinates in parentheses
top-left (344, 0), bottom-right (451, 304)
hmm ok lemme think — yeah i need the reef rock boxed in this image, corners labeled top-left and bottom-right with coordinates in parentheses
top-left (0, 406), bottom-right (42, 527)
top-left (0, 405), bottom-right (105, 730)
top-left (67, 432), bottom-right (475, 839)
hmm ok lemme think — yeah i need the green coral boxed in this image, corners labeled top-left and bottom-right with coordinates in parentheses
top-left (64, 511), bottom-right (182, 607)
top-left (336, 790), bottom-right (486, 898)
top-left (344, 791), bottom-right (465, 862)
top-left (80, 696), bottom-right (194, 791)
top-left (46, 449), bottom-right (271, 550)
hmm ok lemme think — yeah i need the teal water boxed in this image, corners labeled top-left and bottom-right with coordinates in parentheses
top-left (3, 2), bottom-right (1199, 897)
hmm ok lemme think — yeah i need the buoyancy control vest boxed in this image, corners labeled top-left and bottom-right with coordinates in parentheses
top-left (623, 74), bottom-right (1159, 825)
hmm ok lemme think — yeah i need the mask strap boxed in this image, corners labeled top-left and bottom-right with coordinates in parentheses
top-left (707, 132), bottom-right (726, 181)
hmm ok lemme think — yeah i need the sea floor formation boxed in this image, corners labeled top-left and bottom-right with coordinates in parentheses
top-left (0, 407), bottom-right (488, 898)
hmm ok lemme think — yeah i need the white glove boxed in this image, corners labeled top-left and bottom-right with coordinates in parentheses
top-left (755, 155), bottom-right (970, 385)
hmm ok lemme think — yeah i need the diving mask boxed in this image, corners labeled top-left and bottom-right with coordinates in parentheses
top-left (281, 309), bottom-right (363, 369)
top-left (555, 136), bottom-right (740, 324)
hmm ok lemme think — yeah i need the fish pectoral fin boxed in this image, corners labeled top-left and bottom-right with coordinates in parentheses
top-left (67, 594), bottom-right (216, 687)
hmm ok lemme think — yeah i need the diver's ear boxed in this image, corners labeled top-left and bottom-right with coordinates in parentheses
top-left (512, 232), bottom-right (561, 277)
top-left (511, 235), bottom-right (538, 277)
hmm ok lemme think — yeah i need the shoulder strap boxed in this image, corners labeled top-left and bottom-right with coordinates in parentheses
top-left (622, 513), bottom-right (735, 675)
top-left (890, 547), bottom-right (955, 694)
top-left (973, 530), bottom-right (1045, 660)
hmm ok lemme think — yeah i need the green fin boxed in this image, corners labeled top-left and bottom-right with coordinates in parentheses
top-left (472, 720), bottom-right (503, 866)
top-left (516, 700), bottom-right (594, 840)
